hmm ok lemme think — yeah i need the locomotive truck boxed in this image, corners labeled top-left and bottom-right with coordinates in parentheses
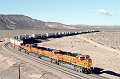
top-left (9, 30), bottom-right (98, 73)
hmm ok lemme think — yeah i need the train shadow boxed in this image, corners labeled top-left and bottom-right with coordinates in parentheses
top-left (93, 67), bottom-right (120, 77)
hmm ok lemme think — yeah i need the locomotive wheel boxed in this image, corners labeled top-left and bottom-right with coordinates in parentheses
top-left (58, 60), bottom-right (61, 65)
top-left (58, 60), bottom-right (64, 66)
top-left (38, 54), bottom-right (42, 59)
top-left (88, 68), bottom-right (94, 74)
top-left (81, 67), bottom-right (85, 73)
top-left (51, 59), bottom-right (59, 64)
top-left (79, 67), bottom-right (83, 73)
top-left (51, 59), bottom-right (56, 63)
top-left (54, 59), bottom-right (57, 64)
top-left (74, 66), bottom-right (80, 72)
top-left (25, 50), bottom-right (29, 54)
top-left (90, 70), bottom-right (93, 74)
top-left (83, 68), bottom-right (88, 74)
top-left (74, 66), bottom-right (77, 71)
top-left (50, 58), bottom-right (53, 63)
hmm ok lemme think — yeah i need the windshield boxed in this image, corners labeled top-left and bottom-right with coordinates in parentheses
top-left (86, 55), bottom-right (90, 59)
top-left (80, 57), bottom-right (85, 60)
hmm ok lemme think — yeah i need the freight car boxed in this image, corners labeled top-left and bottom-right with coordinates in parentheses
top-left (10, 39), bottom-right (94, 74)
top-left (9, 30), bottom-right (100, 73)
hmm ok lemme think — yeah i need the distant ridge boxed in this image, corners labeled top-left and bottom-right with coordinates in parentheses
top-left (0, 14), bottom-right (76, 30)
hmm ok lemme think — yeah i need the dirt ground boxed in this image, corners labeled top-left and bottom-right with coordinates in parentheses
top-left (0, 29), bottom-right (120, 79)
top-left (38, 31), bottom-right (120, 79)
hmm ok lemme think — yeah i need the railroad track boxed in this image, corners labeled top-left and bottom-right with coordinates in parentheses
top-left (1, 42), bottom-right (109, 79)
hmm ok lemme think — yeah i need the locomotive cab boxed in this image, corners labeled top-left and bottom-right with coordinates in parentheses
top-left (76, 54), bottom-right (93, 73)
top-left (76, 54), bottom-right (85, 60)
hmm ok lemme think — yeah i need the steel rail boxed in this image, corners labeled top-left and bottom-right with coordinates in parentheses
top-left (2, 42), bottom-right (108, 79)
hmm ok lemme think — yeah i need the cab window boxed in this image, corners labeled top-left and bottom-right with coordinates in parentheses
top-left (80, 57), bottom-right (85, 60)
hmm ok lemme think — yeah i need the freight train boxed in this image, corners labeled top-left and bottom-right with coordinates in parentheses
top-left (9, 30), bottom-right (99, 73)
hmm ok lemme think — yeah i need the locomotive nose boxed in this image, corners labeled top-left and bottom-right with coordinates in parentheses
top-left (87, 59), bottom-right (92, 68)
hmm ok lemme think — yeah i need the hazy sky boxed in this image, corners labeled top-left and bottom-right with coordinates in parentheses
top-left (0, 0), bottom-right (120, 25)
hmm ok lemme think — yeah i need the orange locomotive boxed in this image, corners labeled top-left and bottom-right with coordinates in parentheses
top-left (9, 30), bottom-right (97, 73)
top-left (13, 43), bottom-right (93, 73)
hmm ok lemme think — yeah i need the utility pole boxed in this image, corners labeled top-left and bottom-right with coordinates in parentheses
top-left (13, 62), bottom-right (24, 79)
top-left (40, 71), bottom-right (47, 78)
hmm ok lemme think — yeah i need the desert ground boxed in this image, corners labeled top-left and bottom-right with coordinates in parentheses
top-left (0, 29), bottom-right (120, 79)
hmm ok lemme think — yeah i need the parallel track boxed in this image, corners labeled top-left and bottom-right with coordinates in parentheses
top-left (1, 42), bottom-right (108, 79)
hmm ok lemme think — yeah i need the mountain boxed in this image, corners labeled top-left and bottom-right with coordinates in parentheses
top-left (71, 24), bottom-right (120, 29)
top-left (45, 22), bottom-right (76, 29)
top-left (0, 14), bottom-right (76, 30)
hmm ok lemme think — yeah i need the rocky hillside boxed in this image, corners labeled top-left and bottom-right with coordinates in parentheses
top-left (0, 14), bottom-right (76, 30)
top-left (45, 22), bottom-right (76, 29)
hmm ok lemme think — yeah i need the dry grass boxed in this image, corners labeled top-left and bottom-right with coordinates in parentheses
top-left (83, 32), bottom-right (120, 50)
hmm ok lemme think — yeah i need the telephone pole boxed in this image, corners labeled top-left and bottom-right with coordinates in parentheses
top-left (13, 62), bottom-right (24, 79)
